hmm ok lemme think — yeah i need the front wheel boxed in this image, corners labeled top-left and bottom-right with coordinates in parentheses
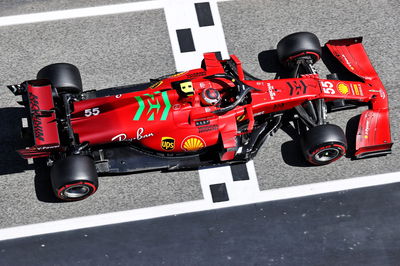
top-left (301, 124), bottom-right (347, 165)
top-left (50, 155), bottom-right (98, 201)
top-left (277, 32), bottom-right (322, 67)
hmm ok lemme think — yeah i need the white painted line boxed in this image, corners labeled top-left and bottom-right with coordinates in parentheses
top-left (0, 0), bottom-right (231, 27)
top-left (0, 1), bottom-right (164, 27)
top-left (0, 171), bottom-right (399, 241)
top-left (164, 0), bottom-right (229, 71)
top-left (246, 160), bottom-right (258, 181)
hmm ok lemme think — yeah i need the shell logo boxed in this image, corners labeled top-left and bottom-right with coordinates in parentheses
top-left (182, 136), bottom-right (205, 152)
top-left (337, 83), bottom-right (349, 95)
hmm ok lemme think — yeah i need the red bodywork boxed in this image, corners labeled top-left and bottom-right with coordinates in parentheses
top-left (18, 38), bottom-right (392, 160)
top-left (18, 81), bottom-right (60, 158)
top-left (325, 38), bottom-right (392, 157)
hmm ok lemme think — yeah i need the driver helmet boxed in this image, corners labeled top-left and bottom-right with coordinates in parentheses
top-left (200, 88), bottom-right (221, 106)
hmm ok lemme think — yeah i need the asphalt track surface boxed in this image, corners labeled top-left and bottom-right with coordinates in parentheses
top-left (0, 0), bottom-right (399, 244)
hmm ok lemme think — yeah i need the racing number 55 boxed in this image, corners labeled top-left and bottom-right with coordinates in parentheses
top-left (321, 81), bottom-right (335, 94)
top-left (85, 107), bottom-right (100, 117)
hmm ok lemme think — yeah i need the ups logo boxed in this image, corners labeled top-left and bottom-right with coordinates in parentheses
top-left (161, 137), bottom-right (175, 151)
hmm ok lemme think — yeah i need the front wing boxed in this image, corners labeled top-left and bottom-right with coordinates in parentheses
top-left (325, 37), bottom-right (392, 158)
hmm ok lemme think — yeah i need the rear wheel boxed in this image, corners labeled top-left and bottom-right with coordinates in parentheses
top-left (37, 63), bottom-right (83, 94)
top-left (301, 124), bottom-right (347, 165)
top-left (277, 32), bottom-right (322, 67)
top-left (51, 155), bottom-right (98, 201)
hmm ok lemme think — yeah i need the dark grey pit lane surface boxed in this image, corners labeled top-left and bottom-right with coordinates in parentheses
top-left (1, 183), bottom-right (400, 266)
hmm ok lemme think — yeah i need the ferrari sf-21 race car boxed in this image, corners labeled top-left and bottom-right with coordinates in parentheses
top-left (8, 32), bottom-right (392, 201)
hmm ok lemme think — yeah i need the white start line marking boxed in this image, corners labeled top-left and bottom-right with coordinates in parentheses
top-left (164, 0), bottom-right (229, 71)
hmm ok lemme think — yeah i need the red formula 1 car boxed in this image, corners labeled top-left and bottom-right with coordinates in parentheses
top-left (8, 32), bottom-right (392, 201)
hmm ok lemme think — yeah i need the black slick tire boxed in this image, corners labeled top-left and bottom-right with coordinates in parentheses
top-left (301, 124), bottom-right (347, 165)
top-left (50, 155), bottom-right (98, 201)
top-left (277, 32), bottom-right (322, 67)
top-left (37, 63), bottom-right (83, 94)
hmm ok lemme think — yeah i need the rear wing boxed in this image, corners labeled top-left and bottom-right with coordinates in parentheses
top-left (326, 38), bottom-right (392, 158)
top-left (8, 80), bottom-right (60, 158)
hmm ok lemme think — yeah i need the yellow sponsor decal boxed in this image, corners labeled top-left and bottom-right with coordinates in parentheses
top-left (237, 114), bottom-right (246, 122)
top-left (169, 71), bottom-right (187, 78)
top-left (337, 83), bottom-right (349, 95)
top-left (149, 81), bottom-right (163, 89)
top-left (179, 81), bottom-right (194, 96)
top-left (182, 136), bottom-right (205, 152)
top-left (352, 84), bottom-right (359, 95)
top-left (161, 137), bottom-right (175, 151)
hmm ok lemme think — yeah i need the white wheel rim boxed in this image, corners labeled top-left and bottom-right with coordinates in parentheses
top-left (63, 184), bottom-right (90, 198)
top-left (314, 147), bottom-right (340, 162)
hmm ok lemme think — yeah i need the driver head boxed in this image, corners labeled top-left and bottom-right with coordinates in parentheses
top-left (200, 88), bottom-right (221, 106)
